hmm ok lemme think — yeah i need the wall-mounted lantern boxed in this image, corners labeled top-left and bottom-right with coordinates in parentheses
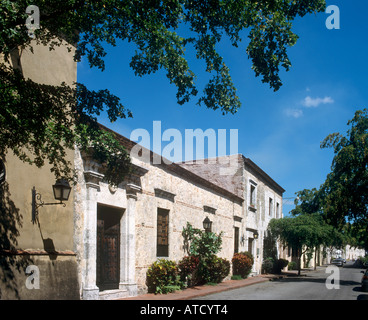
top-left (32, 179), bottom-right (71, 223)
top-left (203, 217), bottom-right (212, 233)
top-left (253, 231), bottom-right (259, 239)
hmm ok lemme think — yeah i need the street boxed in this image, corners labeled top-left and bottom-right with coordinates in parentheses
top-left (193, 263), bottom-right (368, 300)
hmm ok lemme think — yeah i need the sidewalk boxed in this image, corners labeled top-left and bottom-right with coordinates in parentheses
top-left (119, 273), bottom-right (293, 300)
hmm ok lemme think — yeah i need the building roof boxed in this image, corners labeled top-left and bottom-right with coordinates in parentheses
top-left (97, 123), bottom-right (244, 204)
top-left (242, 156), bottom-right (285, 195)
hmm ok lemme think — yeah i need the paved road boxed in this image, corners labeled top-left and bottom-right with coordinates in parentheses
top-left (193, 264), bottom-right (368, 300)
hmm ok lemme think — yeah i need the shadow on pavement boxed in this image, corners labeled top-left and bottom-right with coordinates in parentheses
top-left (353, 286), bottom-right (368, 300)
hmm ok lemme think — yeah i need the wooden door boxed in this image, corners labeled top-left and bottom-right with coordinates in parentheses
top-left (97, 209), bottom-right (121, 291)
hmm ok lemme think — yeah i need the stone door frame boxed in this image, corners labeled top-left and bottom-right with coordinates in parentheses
top-left (81, 170), bottom-right (140, 300)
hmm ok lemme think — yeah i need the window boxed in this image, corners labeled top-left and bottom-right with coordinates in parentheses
top-left (234, 227), bottom-right (239, 254)
top-left (157, 208), bottom-right (169, 257)
top-left (276, 202), bottom-right (280, 218)
top-left (248, 238), bottom-right (254, 255)
top-left (250, 184), bottom-right (256, 206)
top-left (269, 198), bottom-right (273, 216)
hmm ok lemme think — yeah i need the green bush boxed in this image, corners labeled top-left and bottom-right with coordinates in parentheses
top-left (198, 256), bottom-right (230, 284)
top-left (274, 258), bottom-right (289, 274)
top-left (146, 259), bottom-right (180, 294)
top-left (232, 252), bottom-right (253, 278)
top-left (360, 255), bottom-right (368, 265)
top-left (262, 257), bottom-right (274, 274)
top-left (288, 261), bottom-right (298, 270)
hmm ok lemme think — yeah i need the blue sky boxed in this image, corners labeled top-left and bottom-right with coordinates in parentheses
top-left (77, 0), bottom-right (368, 215)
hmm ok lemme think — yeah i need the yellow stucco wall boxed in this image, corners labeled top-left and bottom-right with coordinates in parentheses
top-left (1, 40), bottom-right (78, 299)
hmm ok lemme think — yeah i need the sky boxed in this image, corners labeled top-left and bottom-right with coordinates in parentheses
top-left (77, 0), bottom-right (368, 216)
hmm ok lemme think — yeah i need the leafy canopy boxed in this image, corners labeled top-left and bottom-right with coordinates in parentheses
top-left (1, 0), bottom-right (326, 184)
top-left (319, 108), bottom-right (368, 249)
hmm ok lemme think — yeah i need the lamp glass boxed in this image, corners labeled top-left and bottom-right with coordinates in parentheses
top-left (53, 179), bottom-right (71, 201)
top-left (203, 217), bottom-right (212, 230)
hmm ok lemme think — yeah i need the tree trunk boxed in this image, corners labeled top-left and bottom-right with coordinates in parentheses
top-left (314, 247), bottom-right (317, 270)
top-left (298, 249), bottom-right (302, 276)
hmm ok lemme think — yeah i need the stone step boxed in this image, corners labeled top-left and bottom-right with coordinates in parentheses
top-left (99, 289), bottom-right (129, 300)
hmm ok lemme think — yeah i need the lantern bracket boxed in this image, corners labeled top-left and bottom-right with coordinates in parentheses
top-left (31, 186), bottom-right (68, 224)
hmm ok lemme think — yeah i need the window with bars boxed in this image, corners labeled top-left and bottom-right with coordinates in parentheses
top-left (156, 208), bottom-right (169, 257)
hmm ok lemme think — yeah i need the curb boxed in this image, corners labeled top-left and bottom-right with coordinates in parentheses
top-left (119, 275), bottom-right (279, 300)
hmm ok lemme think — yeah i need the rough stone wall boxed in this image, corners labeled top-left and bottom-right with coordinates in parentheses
top-left (132, 157), bottom-right (243, 293)
top-left (242, 161), bottom-right (284, 274)
top-left (176, 154), bottom-right (285, 275)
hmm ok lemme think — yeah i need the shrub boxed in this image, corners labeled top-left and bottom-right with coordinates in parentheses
top-left (178, 255), bottom-right (200, 287)
top-left (182, 223), bottom-right (223, 259)
top-left (274, 258), bottom-right (289, 274)
top-left (198, 256), bottom-right (230, 284)
top-left (288, 261), bottom-right (298, 270)
top-left (146, 259), bottom-right (180, 294)
top-left (241, 251), bottom-right (254, 266)
top-left (232, 252), bottom-right (253, 278)
top-left (262, 257), bottom-right (274, 274)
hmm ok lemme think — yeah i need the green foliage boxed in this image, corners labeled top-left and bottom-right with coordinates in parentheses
top-left (291, 188), bottom-right (323, 217)
top-left (0, 58), bottom-right (132, 185)
top-left (232, 252), bottom-right (253, 278)
top-left (268, 214), bottom-right (336, 274)
top-left (320, 109), bottom-right (368, 250)
top-left (360, 255), bottom-right (368, 266)
top-left (263, 230), bottom-right (278, 261)
top-left (146, 258), bottom-right (181, 294)
top-left (197, 256), bottom-right (230, 284)
top-left (181, 223), bottom-right (229, 285)
top-left (274, 258), bottom-right (289, 274)
top-left (262, 257), bottom-right (274, 274)
top-left (262, 257), bottom-right (289, 274)
top-left (1, 0), bottom-right (326, 182)
top-left (182, 222), bottom-right (223, 259)
top-left (288, 261), bottom-right (298, 270)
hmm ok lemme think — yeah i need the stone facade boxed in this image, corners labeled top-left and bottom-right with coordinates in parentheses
top-left (74, 137), bottom-right (244, 298)
top-left (178, 154), bottom-right (285, 275)
top-left (74, 130), bottom-right (285, 298)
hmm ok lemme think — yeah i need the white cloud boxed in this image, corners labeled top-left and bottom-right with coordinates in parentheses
top-left (302, 96), bottom-right (334, 108)
top-left (284, 108), bottom-right (304, 118)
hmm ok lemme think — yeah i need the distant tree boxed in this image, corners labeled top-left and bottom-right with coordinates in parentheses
top-left (291, 188), bottom-right (323, 216)
top-left (268, 214), bottom-right (335, 275)
top-left (1, 0), bottom-right (326, 184)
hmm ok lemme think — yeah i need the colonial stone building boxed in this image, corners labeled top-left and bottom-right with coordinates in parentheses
top-left (1, 39), bottom-right (285, 300)
top-left (74, 130), bottom-right (244, 299)
top-left (74, 129), bottom-right (285, 299)
top-left (178, 154), bottom-right (285, 275)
